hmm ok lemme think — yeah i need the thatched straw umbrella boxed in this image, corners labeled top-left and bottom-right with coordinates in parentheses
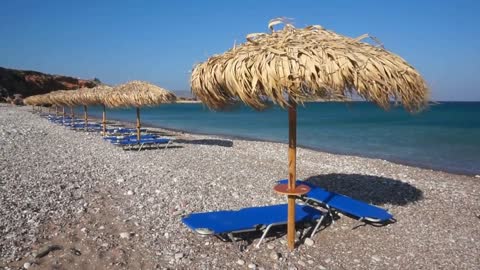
top-left (104, 81), bottom-right (176, 140)
top-left (23, 94), bottom-right (50, 111)
top-left (75, 85), bottom-right (113, 135)
top-left (23, 96), bottom-right (36, 111)
top-left (64, 87), bottom-right (93, 128)
top-left (191, 18), bottom-right (429, 250)
top-left (49, 90), bottom-right (75, 121)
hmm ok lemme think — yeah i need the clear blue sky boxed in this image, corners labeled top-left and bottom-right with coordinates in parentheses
top-left (1, 0), bottom-right (479, 100)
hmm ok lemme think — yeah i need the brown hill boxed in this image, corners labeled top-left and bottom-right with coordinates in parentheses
top-left (0, 66), bottom-right (100, 102)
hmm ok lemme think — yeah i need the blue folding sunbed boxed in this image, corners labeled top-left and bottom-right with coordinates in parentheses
top-left (182, 204), bottom-right (326, 248)
top-left (105, 127), bottom-right (147, 134)
top-left (103, 134), bottom-right (157, 142)
top-left (277, 179), bottom-right (393, 224)
top-left (111, 137), bottom-right (172, 151)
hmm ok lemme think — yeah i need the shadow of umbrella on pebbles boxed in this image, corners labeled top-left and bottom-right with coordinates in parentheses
top-left (304, 174), bottom-right (423, 206)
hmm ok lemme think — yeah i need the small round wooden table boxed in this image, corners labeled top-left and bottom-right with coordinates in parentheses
top-left (273, 183), bottom-right (310, 196)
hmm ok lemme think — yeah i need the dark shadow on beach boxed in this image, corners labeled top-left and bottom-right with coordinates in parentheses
top-left (304, 173), bottom-right (423, 206)
top-left (175, 139), bottom-right (233, 148)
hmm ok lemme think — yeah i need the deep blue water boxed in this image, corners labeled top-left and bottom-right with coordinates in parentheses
top-left (78, 102), bottom-right (480, 175)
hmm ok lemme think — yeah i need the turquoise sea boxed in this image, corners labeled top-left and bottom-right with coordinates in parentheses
top-left (80, 102), bottom-right (480, 175)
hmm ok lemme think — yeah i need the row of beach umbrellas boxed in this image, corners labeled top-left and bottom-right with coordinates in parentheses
top-left (24, 81), bottom-right (177, 140)
top-left (25, 18), bottom-right (429, 251)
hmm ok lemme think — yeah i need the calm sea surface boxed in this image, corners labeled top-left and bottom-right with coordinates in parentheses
top-left (80, 102), bottom-right (480, 175)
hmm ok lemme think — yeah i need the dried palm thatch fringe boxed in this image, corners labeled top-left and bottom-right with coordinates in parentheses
top-left (48, 90), bottom-right (76, 107)
top-left (191, 18), bottom-right (429, 112)
top-left (62, 88), bottom-right (89, 107)
top-left (104, 81), bottom-right (176, 108)
top-left (24, 93), bottom-right (51, 106)
top-left (76, 85), bottom-right (113, 106)
top-left (23, 96), bottom-right (35, 105)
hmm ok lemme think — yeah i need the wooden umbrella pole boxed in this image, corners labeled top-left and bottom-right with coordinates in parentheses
top-left (84, 105), bottom-right (88, 129)
top-left (70, 107), bottom-right (75, 126)
top-left (62, 106), bottom-right (65, 123)
top-left (287, 102), bottom-right (297, 251)
top-left (102, 105), bottom-right (107, 136)
top-left (55, 106), bottom-right (58, 116)
top-left (136, 107), bottom-right (141, 141)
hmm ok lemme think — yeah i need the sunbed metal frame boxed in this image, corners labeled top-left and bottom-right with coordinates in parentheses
top-left (183, 206), bottom-right (326, 248)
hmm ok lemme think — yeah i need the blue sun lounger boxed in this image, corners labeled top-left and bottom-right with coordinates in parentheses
top-left (105, 127), bottom-right (147, 134)
top-left (112, 137), bottom-right (172, 151)
top-left (104, 134), bottom-right (157, 142)
top-left (277, 180), bottom-right (393, 224)
top-left (182, 204), bottom-right (326, 248)
top-left (68, 123), bottom-right (101, 128)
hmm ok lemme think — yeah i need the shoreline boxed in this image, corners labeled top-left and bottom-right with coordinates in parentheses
top-left (86, 112), bottom-right (479, 177)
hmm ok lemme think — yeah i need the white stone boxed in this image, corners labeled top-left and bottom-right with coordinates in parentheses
top-left (304, 238), bottom-right (314, 246)
top-left (371, 255), bottom-right (381, 262)
top-left (126, 190), bottom-right (134, 196)
top-left (248, 263), bottom-right (256, 269)
top-left (23, 262), bottom-right (31, 269)
top-left (270, 252), bottom-right (280, 260)
top-left (175, 253), bottom-right (184, 260)
top-left (237, 259), bottom-right (245, 265)
top-left (119, 232), bottom-right (130, 239)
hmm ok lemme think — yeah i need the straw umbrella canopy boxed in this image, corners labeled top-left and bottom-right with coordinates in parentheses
top-left (191, 18), bottom-right (429, 250)
top-left (23, 96), bottom-right (35, 108)
top-left (75, 85), bottom-right (113, 134)
top-left (104, 81), bottom-right (177, 140)
top-left (48, 90), bottom-right (75, 120)
top-left (63, 87), bottom-right (95, 127)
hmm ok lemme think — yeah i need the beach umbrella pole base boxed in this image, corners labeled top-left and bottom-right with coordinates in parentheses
top-left (84, 105), bottom-right (88, 130)
top-left (136, 107), bottom-right (141, 141)
top-left (102, 105), bottom-right (107, 136)
top-left (272, 103), bottom-right (310, 250)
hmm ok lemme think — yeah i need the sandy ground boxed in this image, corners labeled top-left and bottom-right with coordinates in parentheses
top-left (1, 105), bottom-right (479, 270)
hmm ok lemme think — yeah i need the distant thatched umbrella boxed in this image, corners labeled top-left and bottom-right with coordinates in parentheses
top-left (191, 18), bottom-right (429, 250)
top-left (23, 96), bottom-right (36, 110)
top-left (105, 81), bottom-right (176, 140)
top-left (64, 87), bottom-right (93, 128)
top-left (75, 85), bottom-right (113, 135)
top-left (49, 90), bottom-right (74, 121)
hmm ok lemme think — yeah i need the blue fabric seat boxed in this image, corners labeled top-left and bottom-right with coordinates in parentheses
top-left (105, 127), bottom-right (147, 134)
top-left (112, 137), bottom-right (172, 151)
top-left (68, 123), bottom-right (101, 128)
top-left (182, 204), bottom-right (325, 247)
top-left (104, 134), bottom-right (158, 141)
top-left (277, 179), bottom-right (393, 223)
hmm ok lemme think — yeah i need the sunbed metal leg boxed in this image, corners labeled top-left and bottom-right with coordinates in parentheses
top-left (256, 224), bottom-right (273, 248)
top-left (326, 205), bottom-right (335, 225)
top-left (165, 140), bottom-right (172, 149)
top-left (138, 143), bottom-right (144, 151)
top-left (310, 215), bottom-right (325, 238)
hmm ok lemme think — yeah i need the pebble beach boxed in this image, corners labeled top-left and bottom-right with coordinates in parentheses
top-left (1, 104), bottom-right (479, 270)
